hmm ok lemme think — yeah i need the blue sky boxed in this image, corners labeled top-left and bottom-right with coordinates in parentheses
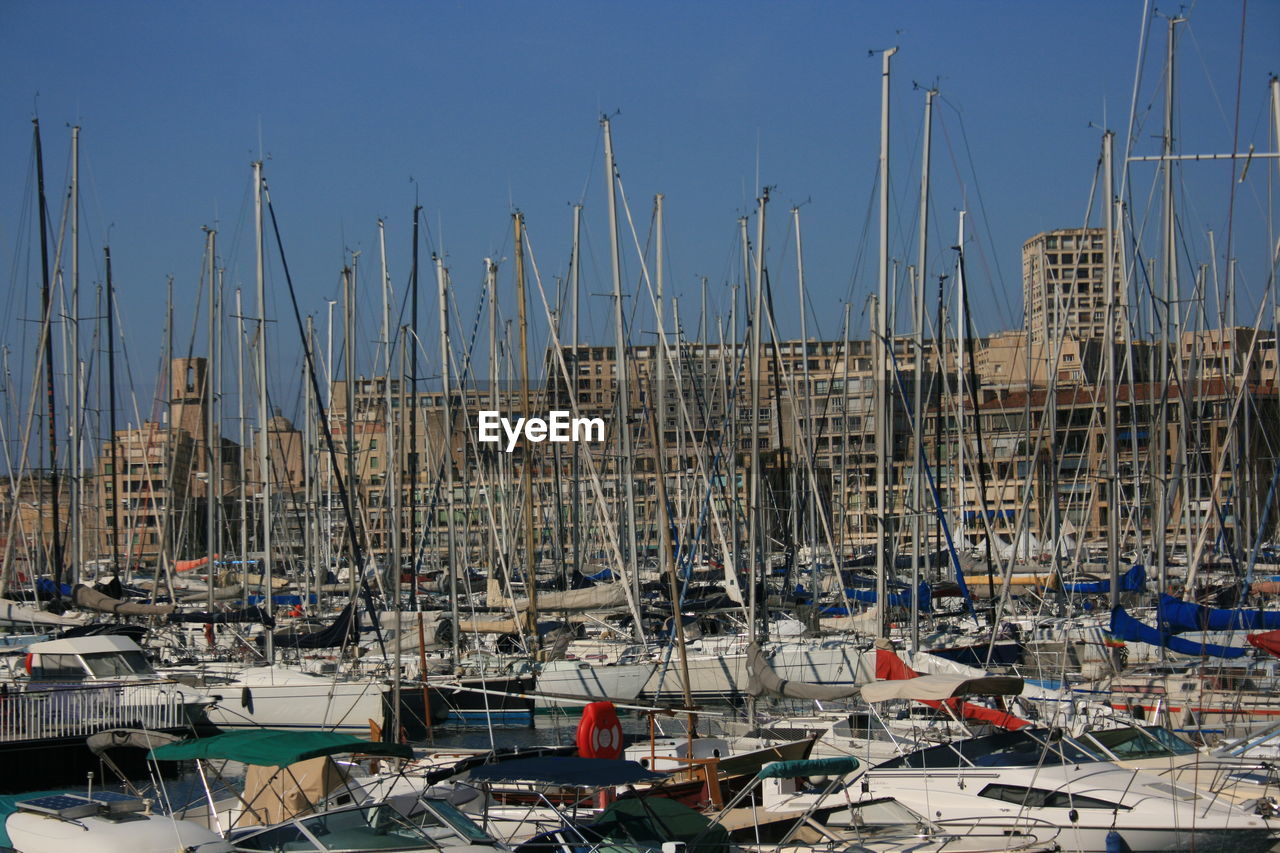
top-left (1, 1), bottom-right (1276, 428)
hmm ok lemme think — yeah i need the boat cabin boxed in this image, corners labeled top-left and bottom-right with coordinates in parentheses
top-left (23, 635), bottom-right (158, 683)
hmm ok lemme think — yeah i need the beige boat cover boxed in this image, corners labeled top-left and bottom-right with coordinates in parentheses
top-left (498, 583), bottom-right (629, 613)
top-left (73, 583), bottom-right (175, 616)
top-left (746, 642), bottom-right (863, 700)
top-left (861, 673), bottom-right (1023, 703)
top-left (237, 756), bottom-right (351, 827)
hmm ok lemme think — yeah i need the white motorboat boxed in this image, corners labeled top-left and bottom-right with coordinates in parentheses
top-left (863, 728), bottom-right (1277, 853)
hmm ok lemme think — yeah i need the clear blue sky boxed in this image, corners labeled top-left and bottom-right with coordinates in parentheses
top-left (1, 1), bottom-right (1276, 429)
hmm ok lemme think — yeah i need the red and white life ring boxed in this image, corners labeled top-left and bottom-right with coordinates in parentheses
top-left (576, 701), bottom-right (624, 760)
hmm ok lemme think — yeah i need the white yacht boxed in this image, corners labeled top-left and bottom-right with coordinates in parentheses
top-left (863, 728), bottom-right (1277, 853)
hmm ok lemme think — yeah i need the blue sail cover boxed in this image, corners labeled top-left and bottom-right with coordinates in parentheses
top-left (1063, 564), bottom-right (1146, 594)
top-left (1110, 607), bottom-right (1248, 658)
top-left (1158, 593), bottom-right (1280, 633)
top-left (837, 582), bottom-right (932, 613)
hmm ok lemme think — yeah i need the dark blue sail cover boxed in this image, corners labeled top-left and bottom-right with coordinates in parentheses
top-left (1158, 593), bottom-right (1280, 633)
top-left (1063, 564), bottom-right (1146, 594)
top-left (1110, 607), bottom-right (1248, 658)
top-left (840, 581), bottom-right (932, 612)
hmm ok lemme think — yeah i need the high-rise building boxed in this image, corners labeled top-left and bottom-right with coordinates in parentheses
top-left (1022, 227), bottom-right (1121, 346)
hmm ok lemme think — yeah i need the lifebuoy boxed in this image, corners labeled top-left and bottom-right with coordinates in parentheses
top-left (576, 701), bottom-right (624, 760)
top-left (23, 654), bottom-right (33, 675)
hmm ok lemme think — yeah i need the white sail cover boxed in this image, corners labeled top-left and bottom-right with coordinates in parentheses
top-left (0, 598), bottom-right (87, 627)
top-left (861, 673), bottom-right (1023, 703)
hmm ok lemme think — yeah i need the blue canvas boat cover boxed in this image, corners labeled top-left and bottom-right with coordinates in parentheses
top-left (1158, 593), bottom-right (1280, 633)
top-left (1064, 564), bottom-right (1146, 594)
top-left (1110, 607), bottom-right (1248, 658)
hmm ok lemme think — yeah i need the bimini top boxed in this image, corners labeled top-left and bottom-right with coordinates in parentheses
top-left (148, 729), bottom-right (412, 766)
top-left (467, 756), bottom-right (667, 787)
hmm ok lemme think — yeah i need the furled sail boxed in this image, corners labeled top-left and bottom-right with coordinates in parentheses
top-left (72, 583), bottom-right (175, 616)
top-left (746, 642), bottom-right (862, 700)
top-left (1158, 593), bottom-right (1280, 633)
top-left (874, 643), bottom-right (1029, 729)
top-left (1062, 564), bottom-right (1147, 594)
top-left (1110, 606), bottom-right (1247, 658)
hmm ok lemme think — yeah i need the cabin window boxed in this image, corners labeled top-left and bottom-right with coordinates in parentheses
top-left (83, 650), bottom-right (153, 677)
top-left (979, 784), bottom-right (1125, 810)
top-left (30, 654), bottom-right (86, 680)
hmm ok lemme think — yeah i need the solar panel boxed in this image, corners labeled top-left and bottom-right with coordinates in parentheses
top-left (88, 791), bottom-right (145, 814)
top-left (16, 794), bottom-right (99, 819)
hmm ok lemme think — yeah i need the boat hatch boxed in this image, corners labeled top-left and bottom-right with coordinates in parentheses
top-left (1227, 771), bottom-right (1275, 786)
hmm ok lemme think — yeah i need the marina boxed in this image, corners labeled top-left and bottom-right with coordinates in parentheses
top-left (2, 1), bottom-right (1280, 851)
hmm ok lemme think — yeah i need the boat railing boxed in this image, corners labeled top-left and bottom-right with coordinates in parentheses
top-left (0, 680), bottom-right (192, 743)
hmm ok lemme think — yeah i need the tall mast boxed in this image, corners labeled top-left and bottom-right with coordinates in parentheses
top-left (653, 194), bottom-right (695, 728)
top-left (748, 190), bottom-right (768, 644)
top-left (1104, 130), bottom-right (1121, 621)
top-left (408, 205), bottom-right (421, 612)
top-left (513, 212), bottom-right (539, 645)
top-left (344, 266), bottom-right (358, 601)
top-left (106, 248), bottom-right (121, 578)
top-left (379, 220), bottom-right (395, 594)
top-left (602, 117), bottom-right (642, 632)
top-left (955, 211), bottom-right (967, 549)
top-left (793, 207), bottom-right (816, 568)
top-left (438, 253), bottom-right (462, 664)
top-left (236, 288), bottom-right (248, 598)
top-left (253, 160), bottom-right (273, 663)
top-left (569, 204), bottom-right (583, 585)
top-left (1156, 17), bottom-right (1183, 602)
top-left (69, 125), bottom-right (82, 584)
top-left (32, 120), bottom-right (63, 593)
top-left (912, 87), bottom-right (935, 650)
top-left (874, 47), bottom-right (898, 636)
top-left (205, 227), bottom-right (218, 615)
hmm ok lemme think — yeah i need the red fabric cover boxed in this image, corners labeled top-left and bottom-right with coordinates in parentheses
top-left (1247, 631), bottom-right (1280, 657)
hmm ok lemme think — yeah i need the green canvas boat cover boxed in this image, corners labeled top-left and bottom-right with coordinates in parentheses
top-left (758, 756), bottom-right (861, 779)
top-left (591, 797), bottom-right (730, 853)
top-left (148, 729), bottom-right (412, 766)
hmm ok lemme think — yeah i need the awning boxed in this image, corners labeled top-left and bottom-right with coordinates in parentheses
top-left (467, 756), bottom-right (666, 787)
top-left (148, 729), bottom-right (411, 766)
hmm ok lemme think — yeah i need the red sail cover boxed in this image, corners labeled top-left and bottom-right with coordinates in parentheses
top-left (1248, 631), bottom-right (1280, 657)
top-left (874, 647), bottom-right (1029, 730)
top-left (576, 701), bottom-right (625, 759)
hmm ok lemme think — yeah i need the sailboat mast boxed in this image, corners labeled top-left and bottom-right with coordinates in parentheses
top-left (253, 160), bottom-right (273, 663)
top-left (569, 204), bottom-right (583, 585)
top-left (874, 47), bottom-right (898, 636)
top-left (106, 247), bottom-right (121, 578)
top-left (513, 212), bottom-right (539, 645)
top-left (912, 87), bottom-right (935, 649)
top-left (408, 204), bottom-right (421, 612)
top-left (1104, 130), bottom-right (1121, 619)
top-left (1156, 17), bottom-right (1184, 600)
top-left (70, 126), bottom-right (81, 585)
top-left (205, 227), bottom-right (218, 616)
top-left (437, 254), bottom-right (462, 664)
top-left (32, 120), bottom-right (64, 594)
top-left (956, 211), bottom-right (967, 550)
top-left (601, 117), bottom-right (642, 629)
